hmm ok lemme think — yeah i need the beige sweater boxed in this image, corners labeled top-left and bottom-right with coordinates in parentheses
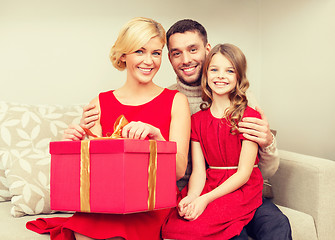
top-left (169, 78), bottom-right (279, 190)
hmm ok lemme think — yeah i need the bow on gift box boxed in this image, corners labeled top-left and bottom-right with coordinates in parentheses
top-left (79, 115), bottom-right (158, 212)
top-left (82, 114), bottom-right (129, 139)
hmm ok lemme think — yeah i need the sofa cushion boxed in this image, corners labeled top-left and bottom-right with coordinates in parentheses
top-left (277, 205), bottom-right (317, 240)
top-left (0, 102), bottom-right (12, 201)
top-left (0, 101), bottom-right (83, 216)
top-left (0, 201), bottom-right (72, 240)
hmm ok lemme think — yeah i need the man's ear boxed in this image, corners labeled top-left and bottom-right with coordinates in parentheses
top-left (205, 43), bottom-right (211, 56)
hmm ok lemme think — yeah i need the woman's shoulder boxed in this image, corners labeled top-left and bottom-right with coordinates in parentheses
top-left (162, 88), bottom-right (179, 99)
top-left (169, 89), bottom-right (188, 105)
top-left (243, 106), bottom-right (261, 119)
top-left (99, 90), bottom-right (115, 98)
top-left (98, 90), bottom-right (117, 103)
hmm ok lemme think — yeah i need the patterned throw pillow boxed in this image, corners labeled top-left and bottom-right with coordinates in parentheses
top-left (0, 101), bottom-right (83, 217)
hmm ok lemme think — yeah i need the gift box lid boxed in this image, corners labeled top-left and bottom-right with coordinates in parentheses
top-left (50, 139), bottom-right (177, 154)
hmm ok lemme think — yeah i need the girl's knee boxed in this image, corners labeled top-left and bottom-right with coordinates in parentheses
top-left (74, 232), bottom-right (95, 240)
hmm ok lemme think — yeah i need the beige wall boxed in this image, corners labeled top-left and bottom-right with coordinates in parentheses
top-left (1, 0), bottom-right (334, 160)
top-left (260, 0), bottom-right (335, 160)
top-left (0, 0), bottom-right (261, 104)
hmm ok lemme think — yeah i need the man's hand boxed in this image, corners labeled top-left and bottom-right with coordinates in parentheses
top-left (238, 106), bottom-right (273, 149)
top-left (80, 104), bottom-right (99, 129)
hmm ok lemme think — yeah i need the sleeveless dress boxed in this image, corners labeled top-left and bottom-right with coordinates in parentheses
top-left (26, 88), bottom-right (178, 240)
top-left (162, 106), bottom-right (263, 240)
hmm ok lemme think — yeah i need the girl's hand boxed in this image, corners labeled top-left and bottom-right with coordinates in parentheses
top-left (178, 193), bottom-right (197, 217)
top-left (62, 124), bottom-right (86, 141)
top-left (183, 195), bottom-right (209, 221)
top-left (121, 121), bottom-right (165, 140)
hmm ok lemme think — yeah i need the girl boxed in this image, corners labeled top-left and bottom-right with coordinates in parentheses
top-left (162, 44), bottom-right (263, 240)
top-left (27, 17), bottom-right (190, 240)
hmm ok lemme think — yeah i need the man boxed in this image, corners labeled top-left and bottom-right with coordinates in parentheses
top-left (80, 19), bottom-right (291, 240)
top-left (166, 19), bottom-right (291, 240)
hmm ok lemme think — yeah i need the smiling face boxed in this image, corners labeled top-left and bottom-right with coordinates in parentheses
top-left (121, 36), bottom-right (163, 85)
top-left (207, 53), bottom-right (237, 98)
top-left (168, 31), bottom-right (210, 86)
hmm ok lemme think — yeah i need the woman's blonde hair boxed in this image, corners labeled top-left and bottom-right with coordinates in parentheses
top-left (110, 17), bottom-right (166, 70)
top-left (201, 43), bottom-right (249, 134)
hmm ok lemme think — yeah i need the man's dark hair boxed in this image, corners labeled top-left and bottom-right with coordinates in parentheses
top-left (166, 19), bottom-right (208, 49)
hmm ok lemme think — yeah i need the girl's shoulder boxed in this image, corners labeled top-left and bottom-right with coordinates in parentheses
top-left (243, 106), bottom-right (262, 119)
top-left (191, 108), bottom-right (210, 121)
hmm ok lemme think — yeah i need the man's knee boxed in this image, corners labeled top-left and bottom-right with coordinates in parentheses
top-left (246, 198), bottom-right (292, 240)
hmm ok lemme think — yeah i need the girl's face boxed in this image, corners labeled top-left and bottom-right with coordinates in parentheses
top-left (121, 36), bottom-right (163, 85)
top-left (207, 53), bottom-right (237, 97)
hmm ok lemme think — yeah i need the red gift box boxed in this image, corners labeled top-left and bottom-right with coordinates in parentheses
top-left (50, 139), bottom-right (177, 214)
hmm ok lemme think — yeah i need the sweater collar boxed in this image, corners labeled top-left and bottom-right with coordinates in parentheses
top-left (176, 78), bottom-right (202, 97)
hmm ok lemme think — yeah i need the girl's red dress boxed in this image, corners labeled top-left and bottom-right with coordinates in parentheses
top-left (162, 106), bottom-right (263, 240)
top-left (27, 88), bottom-right (178, 240)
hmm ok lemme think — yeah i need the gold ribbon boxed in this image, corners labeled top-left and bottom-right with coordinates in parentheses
top-left (148, 140), bottom-right (157, 211)
top-left (79, 115), bottom-right (158, 212)
top-left (80, 140), bottom-right (91, 212)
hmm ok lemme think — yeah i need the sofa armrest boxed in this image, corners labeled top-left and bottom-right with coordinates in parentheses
top-left (270, 150), bottom-right (335, 240)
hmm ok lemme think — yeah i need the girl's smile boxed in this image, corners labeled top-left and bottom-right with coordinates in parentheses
top-left (207, 53), bottom-right (237, 97)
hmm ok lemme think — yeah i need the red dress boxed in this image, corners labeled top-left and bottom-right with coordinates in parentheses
top-left (27, 88), bottom-right (178, 240)
top-left (162, 107), bottom-right (263, 240)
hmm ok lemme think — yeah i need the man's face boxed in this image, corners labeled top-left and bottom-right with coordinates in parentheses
top-left (168, 31), bottom-right (211, 86)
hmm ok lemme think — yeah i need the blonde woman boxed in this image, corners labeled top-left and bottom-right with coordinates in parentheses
top-left (27, 17), bottom-right (190, 240)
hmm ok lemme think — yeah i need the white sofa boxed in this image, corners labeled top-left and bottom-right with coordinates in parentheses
top-left (0, 101), bottom-right (334, 240)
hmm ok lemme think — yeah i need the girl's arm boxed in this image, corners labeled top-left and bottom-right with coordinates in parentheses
top-left (169, 92), bottom-right (191, 180)
top-left (204, 139), bottom-right (258, 203)
top-left (184, 139), bottom-right (258, 221)
top-left (178, 141), bottom-right (206, 216)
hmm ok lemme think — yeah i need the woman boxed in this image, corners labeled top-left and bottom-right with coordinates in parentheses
top-left (27, 17), bottom-right (190, 240)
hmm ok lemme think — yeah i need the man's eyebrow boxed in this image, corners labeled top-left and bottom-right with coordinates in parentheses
top-left (169, 44), bottom-right (198, 53)
top-left (169, 48), bottom-right (179, 53)
top-left (187, 44), bottom-right (198, 49)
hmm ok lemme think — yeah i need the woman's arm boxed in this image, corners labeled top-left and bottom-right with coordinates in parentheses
top-left (169, 92), bottom-right (191, 180)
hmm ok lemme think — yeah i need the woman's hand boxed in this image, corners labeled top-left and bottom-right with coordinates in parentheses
top-left (238, 106), bottom-right (273, 149)
top-left (183, 195), bottom-right (209, 221)
top-left (121, 121), bottom-right (165, 141)
top-left (62, 124), bottom-right (86, 141)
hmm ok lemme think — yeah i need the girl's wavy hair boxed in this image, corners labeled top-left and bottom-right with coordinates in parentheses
top-left (109, 17), bottom-right (166, 71)
top-left (201, 43), bottom-right (249, 134)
